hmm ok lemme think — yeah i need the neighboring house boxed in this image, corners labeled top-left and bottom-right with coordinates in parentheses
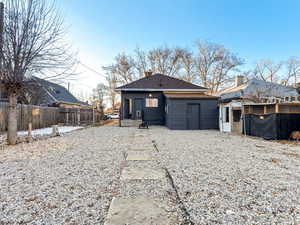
top-left (115, 73), bottom-right (219, 130)
top-left (0, 77), bottom-right (89, 108)
top-left (30, 78), bottom-right (90, 108)
top-left (218, 76), bottom-right (300, 134)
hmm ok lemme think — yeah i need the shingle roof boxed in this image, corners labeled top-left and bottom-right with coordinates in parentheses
top-left (220, 78), bottom-right (300, 101)
top-left (32, 77), bottom-right (89, 106)
top-left (116, 73), bottom-right (207, 91)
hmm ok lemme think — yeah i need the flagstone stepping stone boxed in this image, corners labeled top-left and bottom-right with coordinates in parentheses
top-left (126, 152), bottom-right (154, 161)
top-left (104, 196), bottom-right (178, 225)
top-left (121, 168), bottom-right (166, 180)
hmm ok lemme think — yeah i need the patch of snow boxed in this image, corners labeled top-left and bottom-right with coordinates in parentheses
top-left (18, 126), bottom-right (83, 136)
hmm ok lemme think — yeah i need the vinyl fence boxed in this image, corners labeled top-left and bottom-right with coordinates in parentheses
top-left (0, 102), bottom-right (102, 132)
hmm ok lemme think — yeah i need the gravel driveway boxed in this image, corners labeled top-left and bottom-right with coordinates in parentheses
top-left (0, 125), bottom-right (135, 225)
top-left (0, 125), bottom-right (299, 225)
top-left (151, 127), bottom-right (300, 225)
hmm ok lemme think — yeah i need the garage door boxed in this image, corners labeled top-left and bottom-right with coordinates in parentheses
top-left (187, 104), bottom-right (200, 129)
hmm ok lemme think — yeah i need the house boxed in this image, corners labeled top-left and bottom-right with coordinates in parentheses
top-left (218, 76), bottom-right (300, 135)
top-left (0, 77), bottom-right (89, 108)
top-left (30, 78), bottom-right (90, 108)
top-left (115, 73), bottom-right (219, 130)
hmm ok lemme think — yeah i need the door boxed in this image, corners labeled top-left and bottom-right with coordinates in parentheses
top-left (134, 98), bottom-right (143, 119)
top-left (232, 109), bottom-right (242, 133)
top-left (187, 104), bottom-right (200, 129)
top-left (124, 99), bottom-right (130, 119)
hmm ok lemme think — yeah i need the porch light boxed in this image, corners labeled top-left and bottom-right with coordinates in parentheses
top-left (149, 93), bottom-right (153, 97)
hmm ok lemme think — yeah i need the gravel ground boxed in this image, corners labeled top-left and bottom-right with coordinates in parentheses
top-left (0, 125), bottom-right (134, 225)
top-left (1, 125), bottom-right (299, 225)
top-left (151, 127), bottom-right (300, 225)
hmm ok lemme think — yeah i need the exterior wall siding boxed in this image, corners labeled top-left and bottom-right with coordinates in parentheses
top-left (121, 91), bottom-right (165, 125)
top-left (166, 98), bottom-right (219, 130)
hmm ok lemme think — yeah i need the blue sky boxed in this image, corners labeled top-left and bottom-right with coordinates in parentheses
top-left (59, 0), bottom-right (300, 97)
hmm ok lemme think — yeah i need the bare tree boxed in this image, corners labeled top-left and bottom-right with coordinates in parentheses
top-left (195, 41), bottom-right (243, 93)
top-left (134, 48), bottom-right (150, 78)
top-left (133, 46), bottom-right (184, 77)
top-left (105, 72), bottom-right (118, 108)
top-left (178, 48), bottom-right (196, 83)
top-left (91, 83), bottom-right (106, 116)
top-left (103, 54), bottom-right (136, 85)
top-left (0, 0), bottom-right (76, 144)
top-left (147, 46), bottom-right (183, 76)
top-left (282, 57), bottom-right (300, 86)
top-left (254, 59), bottom-right (282, 83)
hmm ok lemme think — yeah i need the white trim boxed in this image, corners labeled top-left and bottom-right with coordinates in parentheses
top-left (115, 88), bottom-right (207, 92)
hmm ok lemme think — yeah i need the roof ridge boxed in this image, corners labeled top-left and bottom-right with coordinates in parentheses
top-left (116, 73), bottom-right (206, 90)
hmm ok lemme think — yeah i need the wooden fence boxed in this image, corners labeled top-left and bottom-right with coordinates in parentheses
top-left (0, 102), bottom-right (102, 132)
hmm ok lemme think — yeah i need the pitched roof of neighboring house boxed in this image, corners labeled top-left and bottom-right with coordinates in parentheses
top-left (32, 77), bottom-right (89, 106)
top-left (220, 78), bottom-right (300, 102)
top-left (116, 73), bottom-right (207, 91)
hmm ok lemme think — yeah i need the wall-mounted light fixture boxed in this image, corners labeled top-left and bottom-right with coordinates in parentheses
top-left (149, 93), bottom-right (153, 97)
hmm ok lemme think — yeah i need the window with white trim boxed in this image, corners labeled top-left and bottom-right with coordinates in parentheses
top-left (145, 98), bottom-right (158, 107)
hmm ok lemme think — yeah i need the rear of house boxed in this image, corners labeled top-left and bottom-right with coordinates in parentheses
top-left (116, 73), bottom-right (219, 130)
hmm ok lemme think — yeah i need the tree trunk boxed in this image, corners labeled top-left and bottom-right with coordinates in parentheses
top-left (7, 92), bottom-right (18, 145)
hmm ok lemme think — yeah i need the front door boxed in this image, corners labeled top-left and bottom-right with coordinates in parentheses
top-left (134, 98), bottom-right (143, 119)
top-left (187, 104), bottom-right (200, 129)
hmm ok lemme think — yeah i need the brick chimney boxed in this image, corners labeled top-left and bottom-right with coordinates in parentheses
top-left (144, 71), bottom-right (153, 77)
top-left (235, 75), bottom-right (244, 87)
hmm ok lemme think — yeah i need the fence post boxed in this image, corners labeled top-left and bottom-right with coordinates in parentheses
top-left (28, 122), bottom-right (33, 142)
top-left (92, 108), bottom-right (95, 125)
top-left (66, 109), bottom-right (69, 125)
top-left (77, 108), bottom-right (80, 125)
top-left (28, 105), bottom-right (33, 142)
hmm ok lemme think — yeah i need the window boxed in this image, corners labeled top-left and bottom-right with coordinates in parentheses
top-left (146, 98), bottom-right (158, 107)
top-left (225, 107), bottom-right (230, 123)
top-left (233, 110), bottom-right (241, 122)
top-left (129, 99), bottom-right (133, 114)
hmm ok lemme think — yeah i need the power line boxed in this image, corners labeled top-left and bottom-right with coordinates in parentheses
top-left (77, 61), bottom-right (107, 78)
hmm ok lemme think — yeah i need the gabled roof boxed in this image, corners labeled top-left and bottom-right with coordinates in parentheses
top-left (116, 73), bottom-right (207, 91)
top-left (220, 78), bottom-right (299, 101)
top-left (32, 77), bottom-right (89, 106)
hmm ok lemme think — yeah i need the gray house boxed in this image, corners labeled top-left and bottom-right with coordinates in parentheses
top-left (218, 76), bottom-right (300, 134)
top-left (1, 77), bottom-right (89, 108)
top-left (116, 73), bottom-right (219, 130)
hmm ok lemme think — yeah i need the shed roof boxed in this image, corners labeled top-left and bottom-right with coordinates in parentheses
top-left (116, 73), bottom-right (207, 91)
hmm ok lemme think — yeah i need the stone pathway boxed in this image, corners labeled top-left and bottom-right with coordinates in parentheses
top-left (104, 130), bottom-right (184, 225)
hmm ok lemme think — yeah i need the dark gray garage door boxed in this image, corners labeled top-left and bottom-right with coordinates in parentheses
top-left (187, 104), bottom-right (200, 129)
